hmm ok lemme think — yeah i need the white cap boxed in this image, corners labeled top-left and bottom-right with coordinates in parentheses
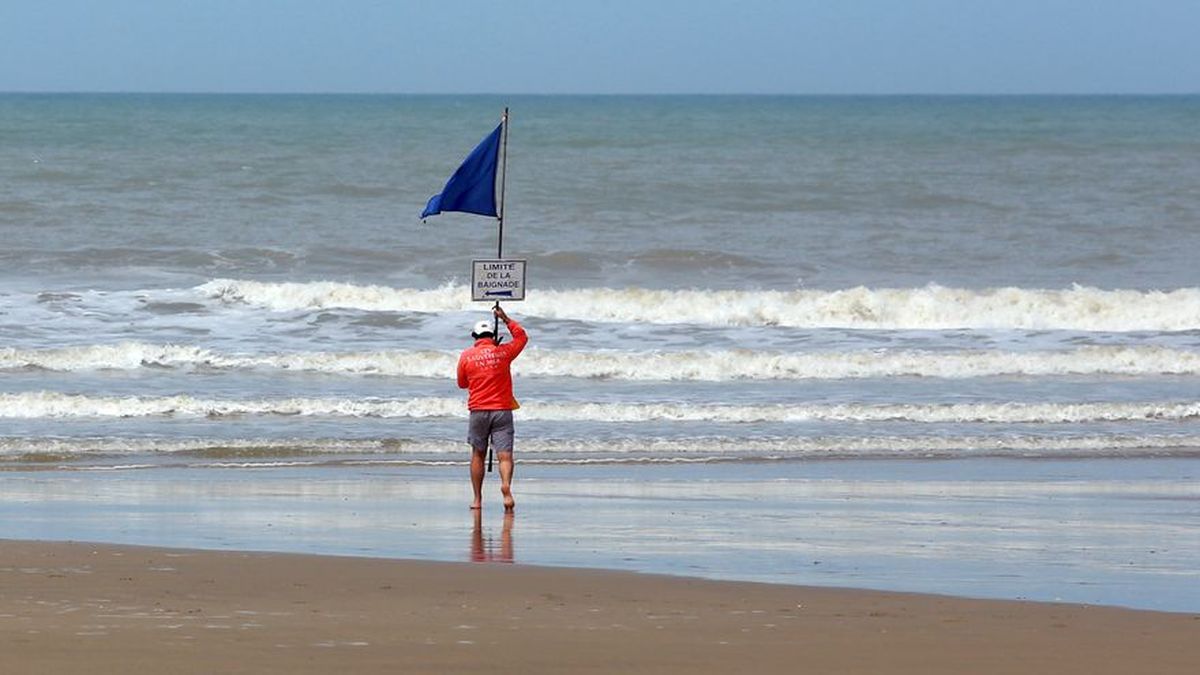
top-left (471, 320), bottom-right (494, 337)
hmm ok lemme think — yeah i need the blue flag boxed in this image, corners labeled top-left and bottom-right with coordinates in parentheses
top-left (421, 123), bottom-right (502, 219)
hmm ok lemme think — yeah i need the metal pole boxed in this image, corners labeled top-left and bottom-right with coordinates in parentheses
top-left (497, 107), bottom-right (509, 259)
top-left (487, 108), bottom-right (510, 475)
top-left (492, 108), bottom-right (509, 345)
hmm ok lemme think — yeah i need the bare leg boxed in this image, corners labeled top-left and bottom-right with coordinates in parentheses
top-left (497, 450), bottom-right (515, 511)
top-left (470, 447), bottom-right (486, 509)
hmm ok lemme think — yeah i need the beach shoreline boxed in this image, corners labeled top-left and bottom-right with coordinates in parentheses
top-left (4, 460), bottom-right (1198, 613)
top-left (3, 539), bottom-right (1197, 674)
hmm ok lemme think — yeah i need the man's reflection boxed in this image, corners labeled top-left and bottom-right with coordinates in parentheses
top-left (471, 510), bottom-right (514, 563)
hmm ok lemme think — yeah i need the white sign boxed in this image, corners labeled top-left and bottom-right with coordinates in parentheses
top-left (471, 259), bottom-right (527, 301)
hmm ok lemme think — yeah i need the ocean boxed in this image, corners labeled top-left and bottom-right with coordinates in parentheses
top-left (1, 94), bottom-right (1198, 610)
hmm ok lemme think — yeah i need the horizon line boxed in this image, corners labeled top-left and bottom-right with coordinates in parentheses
top-left (2, 90), bottom-right (1198, 98)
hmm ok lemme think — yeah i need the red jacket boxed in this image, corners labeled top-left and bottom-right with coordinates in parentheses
top-left (457, 319), bottom-right (528, 411)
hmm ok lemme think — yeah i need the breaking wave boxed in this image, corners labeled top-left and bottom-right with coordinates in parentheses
top-left (7, 342), bottom-right (1200, 380)
top-left (198, 279), bottom-right (1200, 331)
top-left (4, 392), bottom-right (1200, 424)
top-left (3, 433), bottom-right (1199, 465)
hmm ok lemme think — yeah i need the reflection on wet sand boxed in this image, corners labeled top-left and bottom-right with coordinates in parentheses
top-left (471, 510), bottom-right (514, 563)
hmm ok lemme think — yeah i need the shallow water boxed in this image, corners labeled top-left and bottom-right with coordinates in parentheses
top-left (3, 458), bottom-right (1197, 612)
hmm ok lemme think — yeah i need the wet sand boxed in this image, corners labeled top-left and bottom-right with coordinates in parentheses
top-left (4, 461), bottom-right (1198, 612)
top-left (2, 540), bottom-right (1197, 674)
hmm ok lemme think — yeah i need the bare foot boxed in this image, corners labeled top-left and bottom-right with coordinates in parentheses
top-left (500, 486), bottom-right (515, 511)
top-left (469, 500), bottom-right (482, 510)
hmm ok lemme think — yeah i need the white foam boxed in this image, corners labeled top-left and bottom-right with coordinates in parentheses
top-left (0, 343), bottom-right (455, 377)
top-left (0, 392), bottom-right (462, 419)
top-left (6, 342), bottom-right (1200, 380)
top-left (0, 343), bottom-right (223, 372)
top-left (523, 400), bottom-right (1200, 424)
top-left (197, 279), bottom-right (1200, 331)
top-left (0, 436), bottom-right (399, 457)
top-left (5, 433), bottom-right (1199, 464)
top-left (3, 392), bottom-right (1198, 424)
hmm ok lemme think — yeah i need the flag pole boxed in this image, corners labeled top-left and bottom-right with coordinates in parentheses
top-left (492, 108), bottom-right (510, 343)
top-left (488, 107), bottom-right (510, 475)
top-left (497, 106), bottom-right (509, 259)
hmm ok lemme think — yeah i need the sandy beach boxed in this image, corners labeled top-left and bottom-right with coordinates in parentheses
top-left (2, 540), bottom-right (1197, 674)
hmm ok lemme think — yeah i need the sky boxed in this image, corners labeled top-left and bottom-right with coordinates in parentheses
top-left (1, 0), bottom-right (1197, 95)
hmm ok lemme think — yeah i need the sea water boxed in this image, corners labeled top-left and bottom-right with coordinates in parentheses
top-left (1, 94), bottom-right (1198, 609)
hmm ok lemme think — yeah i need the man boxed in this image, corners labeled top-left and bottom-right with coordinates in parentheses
top-left (457, 305), bottom-right (528, 511)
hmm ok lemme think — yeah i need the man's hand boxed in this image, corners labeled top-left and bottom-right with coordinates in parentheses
top-left (494, 305), bottom-right (511, 324)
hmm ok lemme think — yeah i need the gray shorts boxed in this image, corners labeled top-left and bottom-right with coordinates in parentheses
top-left (467, 410), bottom-right (515, 453)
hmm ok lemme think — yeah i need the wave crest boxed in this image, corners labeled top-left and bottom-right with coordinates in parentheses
top-left (4, 392), bottom-right (1199, 424)
top-left (4, 433), bottom-right (1199, 464)
top-left (196, 279), bottom-right (1200, 331)
top-left (7, 342), bottom-right (1200, 380)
